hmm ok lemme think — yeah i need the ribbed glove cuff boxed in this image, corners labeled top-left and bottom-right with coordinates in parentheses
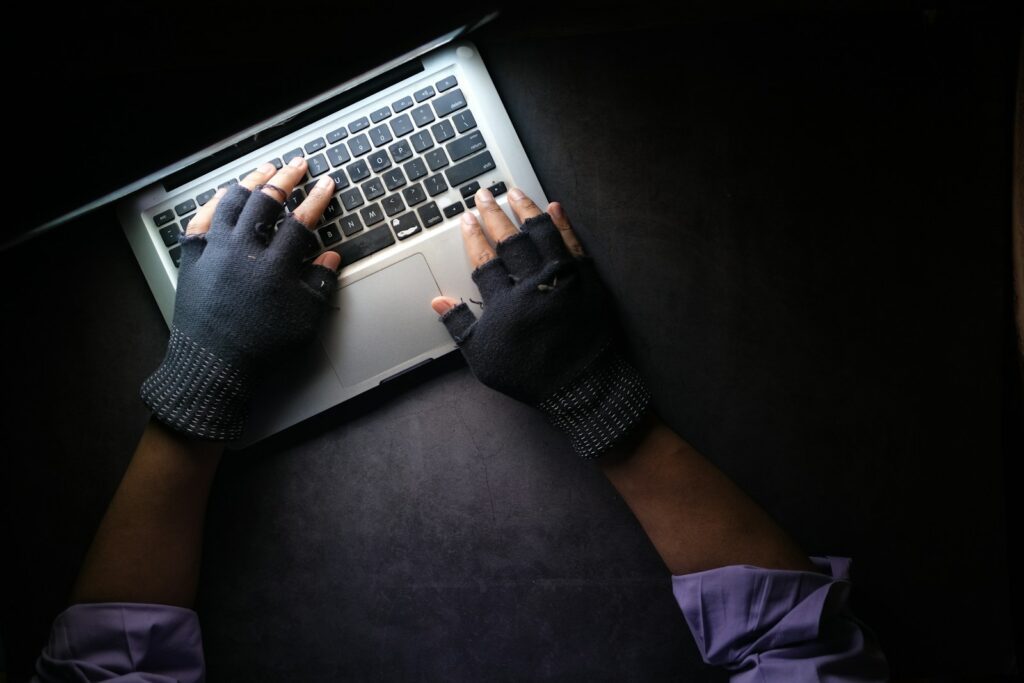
top-left (537, 345), bottom-right (652, 458)
top-left (139, 325), bottom-right (253, 441)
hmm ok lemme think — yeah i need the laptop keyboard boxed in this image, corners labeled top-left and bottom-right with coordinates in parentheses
top-left (151, 73), bottom-right (506, 271)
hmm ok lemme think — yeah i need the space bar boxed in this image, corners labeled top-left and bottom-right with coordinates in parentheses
top-left (331, 226), bottom-right (396, 265)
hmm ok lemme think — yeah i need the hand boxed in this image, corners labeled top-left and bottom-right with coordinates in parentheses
top-left (140, 158), bottom-right (342, 441)
top-left (430, 186), bottom-right (651, 458)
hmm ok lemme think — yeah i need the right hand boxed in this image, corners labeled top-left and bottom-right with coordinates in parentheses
top-left (430, 186), bottom-right (651, 458)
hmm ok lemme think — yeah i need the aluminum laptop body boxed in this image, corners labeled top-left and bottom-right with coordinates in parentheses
top-left (117, 38), bottom-right (547, 448)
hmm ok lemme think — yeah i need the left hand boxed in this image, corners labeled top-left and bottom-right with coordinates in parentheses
top-left (140, 158), bottom-right (342, 441)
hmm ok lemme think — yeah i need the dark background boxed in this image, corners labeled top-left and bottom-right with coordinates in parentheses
top-left (2, 1), bottom-right (1021, 680)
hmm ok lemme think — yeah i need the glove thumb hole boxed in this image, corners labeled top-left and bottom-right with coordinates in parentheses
top-left (438, 301), bottom-right (478, 345)
top-left (299, 262), bottom-right (339, 302)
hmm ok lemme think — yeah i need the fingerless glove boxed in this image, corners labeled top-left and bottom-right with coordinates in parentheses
top-left (140, 183), bottom-right (338, 440)
top-left (439, 213), bottom-right (651, 458)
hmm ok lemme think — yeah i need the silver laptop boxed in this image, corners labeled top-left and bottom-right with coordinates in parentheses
top-left (115, 24), bottom-right (547, 448)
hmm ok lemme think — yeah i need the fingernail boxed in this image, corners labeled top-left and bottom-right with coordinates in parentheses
top-left (509, 187), bottom-right (524, 200)
top-left (289, 156), bottom-right (305, 168)
top-left (550, 203), bottom-right (564, 221)
top-left (258, 161), bottom-right (275, 174)
top-left (475, 188), bottom-right (493, 204)
top-left (461, 211), bottom-right (477, 225)
top-left (317, 175), bottom-right (334, 188)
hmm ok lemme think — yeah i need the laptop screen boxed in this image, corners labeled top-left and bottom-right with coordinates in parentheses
top-left (7, 6), bottom-right (496, 250)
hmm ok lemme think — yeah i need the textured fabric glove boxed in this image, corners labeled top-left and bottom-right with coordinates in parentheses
top-left (439, 212), bottom-right (651, 458)
top-left (140, 183), bottom-right (338, 441)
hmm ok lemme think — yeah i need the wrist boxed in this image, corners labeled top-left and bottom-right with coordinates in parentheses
top-left (140, 324), bottom-right (254, 441)
top-left (536, 345), bottom-right (652, 459)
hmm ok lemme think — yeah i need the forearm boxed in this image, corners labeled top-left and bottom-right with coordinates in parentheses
top-left (70, 417), bottom-right (224, 607)
top-left (599, 413), bottom-right (814, 575)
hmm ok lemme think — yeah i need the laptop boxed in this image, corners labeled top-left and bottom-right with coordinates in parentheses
top-left (60, 14), bottom-right (545, 448)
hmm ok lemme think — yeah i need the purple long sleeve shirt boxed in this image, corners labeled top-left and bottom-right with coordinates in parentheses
top-left (32, 557), bottom-right (887, 682)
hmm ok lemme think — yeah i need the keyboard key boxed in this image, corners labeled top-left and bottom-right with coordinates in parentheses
top-left (174, 199), bottom-right (196, 216)
top-left (361, 177), bottom-right (385, 200)
top-left (382, 194), bottom-right (405, 217)
top-left (327, 143), bottom-right (351, 167)
top-left (452, 109), bottom-right (477, 133)
top-left (432, 88), bottom-right (467, 116)
top-left (217, 179), bottom-right (238, 190)
top-left (170, 245), bottom-right (182, 268)
top-left (382, 168), bottom-right (406, 191)
top-left (326, 127), bottom-right (348, 144)
top-left (425, 148), bottom-right (449, 171)
top-left (447, 131), bottom-right (486, 161)
top-left (340, 187), bottom-right (364, 211)
top-left (388, 139), bottom-right (413, 162)
top-left (346, 159), bottom-right (370, 182)
top-left (402, 183), bottom-right (426, 206)
top-left (348, 116), bottom-right (370, 133)
top-left (196, 188), bottom-right (217, 206)
top-left (410, 130), bottom-right (434, 153)
top-left (339, 213), bottom-right (363, 236)
top-left (360, 202), bottom-right (385, 225)
top-left (443, 202), bottom-right (465, 218)
top-left (465, 195), bottom-right (476, 209)
top-left (307, 153), bottom-right (330, 177)
top-left (333, 225), bottom-right (395, 265)
top-left (424, 174), bottom-right (448, 196)
top-left (369, 123), bottom-right (393, 147)
top-left (269, 157), bottom-right (284, 169)
top-left (487, 181), bottom-right (508, 198)
top-left (445, 151), bottom-right (495, 187)
top-left (403, 157), bottom-right (427, 180)
top-left (417, 201), bottom-right (443, 228)
top-left (347, 134), bottom-right (371, 157)
top-left (304, 137), bottom-right (326, 154)
top-left (328, 169), bottom-right (349, 189)
top-left (430, 120), bottom-right (455, 143)
top-left (285, 188), bottom-right (305, 212)
top-left (411, 104), bottom-right (435, 128)
top-left (391, 212), bottom-right (422, 240)
top-left (392, 95), bottom-right (414, 112)
top-left (322, 197), bottom-right (342, 223)
top-left (370, 106), bottom-right (391, 123)
top-left (460, 181), bottom-right (481, 198)
top-left (414, 86), bottom-right (435, 102)
top-left (318, 222), bottom-right (341, 246)
top-left (159, 223), bottom-right (181, 246)
top-left (282, 148), bottom-right (304, 164)
top-left (368, 150), bottom-right (391, 173)
top-left (390, 114), bottom-right (414, 137)
top-left (181, 215), bottom-right (193, 231)
top-left (154, 209), bottom-right (175, 226)
top-left (436, 75), bottom-right (458, 92)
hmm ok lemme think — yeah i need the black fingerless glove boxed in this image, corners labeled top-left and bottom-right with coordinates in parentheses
top-left (140, 184), bottom-right (338, 441)
top-left (439, 213), bottom-right (651, 458)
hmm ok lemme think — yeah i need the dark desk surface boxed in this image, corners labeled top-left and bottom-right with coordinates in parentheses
top-left (3, 4), bottom-right (1020, 680)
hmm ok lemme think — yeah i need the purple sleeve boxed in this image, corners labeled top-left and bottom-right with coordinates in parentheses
top-left (31, 602), bottom-right (205, 683)
top-left (672, 556), bottom-right (889, 682)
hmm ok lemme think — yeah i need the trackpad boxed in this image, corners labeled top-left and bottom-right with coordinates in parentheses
top-left (320, 253), bottom-right (452, 387)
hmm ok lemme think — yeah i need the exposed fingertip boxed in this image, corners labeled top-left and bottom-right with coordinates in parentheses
top-left (214, 187), bottom-right (228, 198)
top-left (315, 250), bottom-right (341, 271)
top-left (549, 202), bottom-right (564, 221)
top-left (431, 296), bottom-right (460, 315)
top-left (509, 187), bottom-right (525, 201)
top-left (461, 211), bottom-right (478, 226)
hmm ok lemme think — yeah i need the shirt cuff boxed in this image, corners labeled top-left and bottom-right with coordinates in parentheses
top-left (33, 602), bottom-right (205, 683)
top-left (672, 557), bottom-right (888, 682)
